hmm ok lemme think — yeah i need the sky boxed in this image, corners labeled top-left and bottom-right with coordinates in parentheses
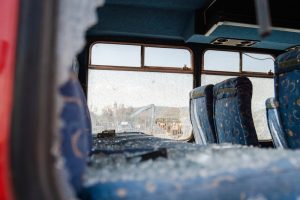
top-left (91, 43), bottom-right (192, 68)
top-left (204, 50), bottom-right (274, 72)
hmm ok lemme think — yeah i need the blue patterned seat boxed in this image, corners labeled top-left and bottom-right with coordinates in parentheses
top-left (79, 156), bottom-right (300, 200)
top-left (265, 98), bottom-right (288, 148)
top-left (60, 72), bottom-right (93, 193)
top-left (189, 85), bottom-right (216, 144)
top-left (274, 49), bottom-right (300, 149)
top-left (213, 77), bottom-right (259, 145)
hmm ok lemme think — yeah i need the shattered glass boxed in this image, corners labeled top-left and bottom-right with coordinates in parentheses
top-left (83, 133), bottom-right (300, 189)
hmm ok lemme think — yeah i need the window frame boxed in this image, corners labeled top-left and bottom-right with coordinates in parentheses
top-left (88, 41), bottom-right (194, 74)
top-left (241, 52), bottom-right (275, 74)
top-left (202, 49), bottom-right (275, 78)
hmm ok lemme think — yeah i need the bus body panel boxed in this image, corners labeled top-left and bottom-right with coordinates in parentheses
top-left (0, 0), bottom-right (19, 199)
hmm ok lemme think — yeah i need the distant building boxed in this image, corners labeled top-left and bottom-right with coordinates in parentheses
top-left (156, 118), bottom-right (183, 136)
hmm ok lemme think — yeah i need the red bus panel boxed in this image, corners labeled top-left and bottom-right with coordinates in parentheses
top-left (0, 0), bottom-right (19, 199)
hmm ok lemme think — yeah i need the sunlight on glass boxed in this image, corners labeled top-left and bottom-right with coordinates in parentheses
top-left (91, 43), bottom-right (141, 67)
top-left (204, 50), bottom-right (240, 72)
top-left (145, 47), bottom-right (191, 68)
top-left (201, 74), bottom-right (235, 85)
top-left (88, 69), bottom-right (193, 140)
top-left (249, 77), bottom-right (274, 140)
top-left (242, 53), bottom-right (274, 73)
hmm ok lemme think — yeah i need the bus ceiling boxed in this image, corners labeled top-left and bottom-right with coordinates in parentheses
top-left (86, 0), bottom-right (300, 51)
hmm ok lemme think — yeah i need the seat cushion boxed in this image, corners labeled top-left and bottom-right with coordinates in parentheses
top-left (275, 49), bottom-right (300, 148)
top-left (190, 85), bottom-right (216, 144)
top-left (213, 77), bottom-right (258, 145)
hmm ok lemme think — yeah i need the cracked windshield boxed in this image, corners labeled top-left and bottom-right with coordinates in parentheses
top-left (88, 43), bottom-right (193, 140)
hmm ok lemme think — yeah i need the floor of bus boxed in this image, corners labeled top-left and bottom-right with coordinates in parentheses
top-left (80, 132), bottom-right (300, 200)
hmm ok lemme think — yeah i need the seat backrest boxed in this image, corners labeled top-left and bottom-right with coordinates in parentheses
top-left (265, 98), bottom-right (288, 148)
top-left (189, 85), bottom-right (216, 144)
top-left (213, 77), bottom-right (259, 145)
top-left (275, 49), bottom-right (300, 149)
top-left (60, 72), bottom-right (92, 193)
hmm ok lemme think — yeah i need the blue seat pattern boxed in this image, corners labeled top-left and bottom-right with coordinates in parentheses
top-left (213, 77), bottom-right (258, 145)
top-left (189, 85), bottom-right (216, 144)
top-left (79, 157), bottom-right (300, 200)
top-left (275, 49), bottom-right (300, 149)
top-left (266, 98), bottom-right (288, 148)
top-left (77, 78), bottom-right (93, 150)
top-left (60, 72), bottom-right (92, 193)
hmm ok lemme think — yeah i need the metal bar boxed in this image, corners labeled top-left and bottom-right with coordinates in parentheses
top-left (201, 70), bottom-right (274, 78)
top-left (141, 45), bottom-right (145, 67)
top-left (89, 65), bottom-right (193, 74)
top-left (255, 0), bottom-right (272, 37)
top-left (239, 51), bottom-right (243, 73)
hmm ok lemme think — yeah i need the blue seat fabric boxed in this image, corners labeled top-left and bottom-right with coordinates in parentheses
top-left (60, 72), bottom-right (92, 193)
top-left (189, 85), bottom-right (216, 144)
top-left (265, 98), bottom-right (288, 148)
top-left (213, 77), bottom-right (258, 145)
top-left (275, 49), bottom-right (300, 149)
top-left (79, 157), bottom-right (300, 200)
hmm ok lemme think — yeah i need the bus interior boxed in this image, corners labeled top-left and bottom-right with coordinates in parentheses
top-left (4, 0), bottom-right (300, 199)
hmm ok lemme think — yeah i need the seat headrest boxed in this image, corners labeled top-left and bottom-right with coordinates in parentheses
top-left (213, 76), bottom-right (252, 100)
top-left (190, 84), bottom-right (214, 100)
top-left (275, 49), bottom-right (300, 74)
